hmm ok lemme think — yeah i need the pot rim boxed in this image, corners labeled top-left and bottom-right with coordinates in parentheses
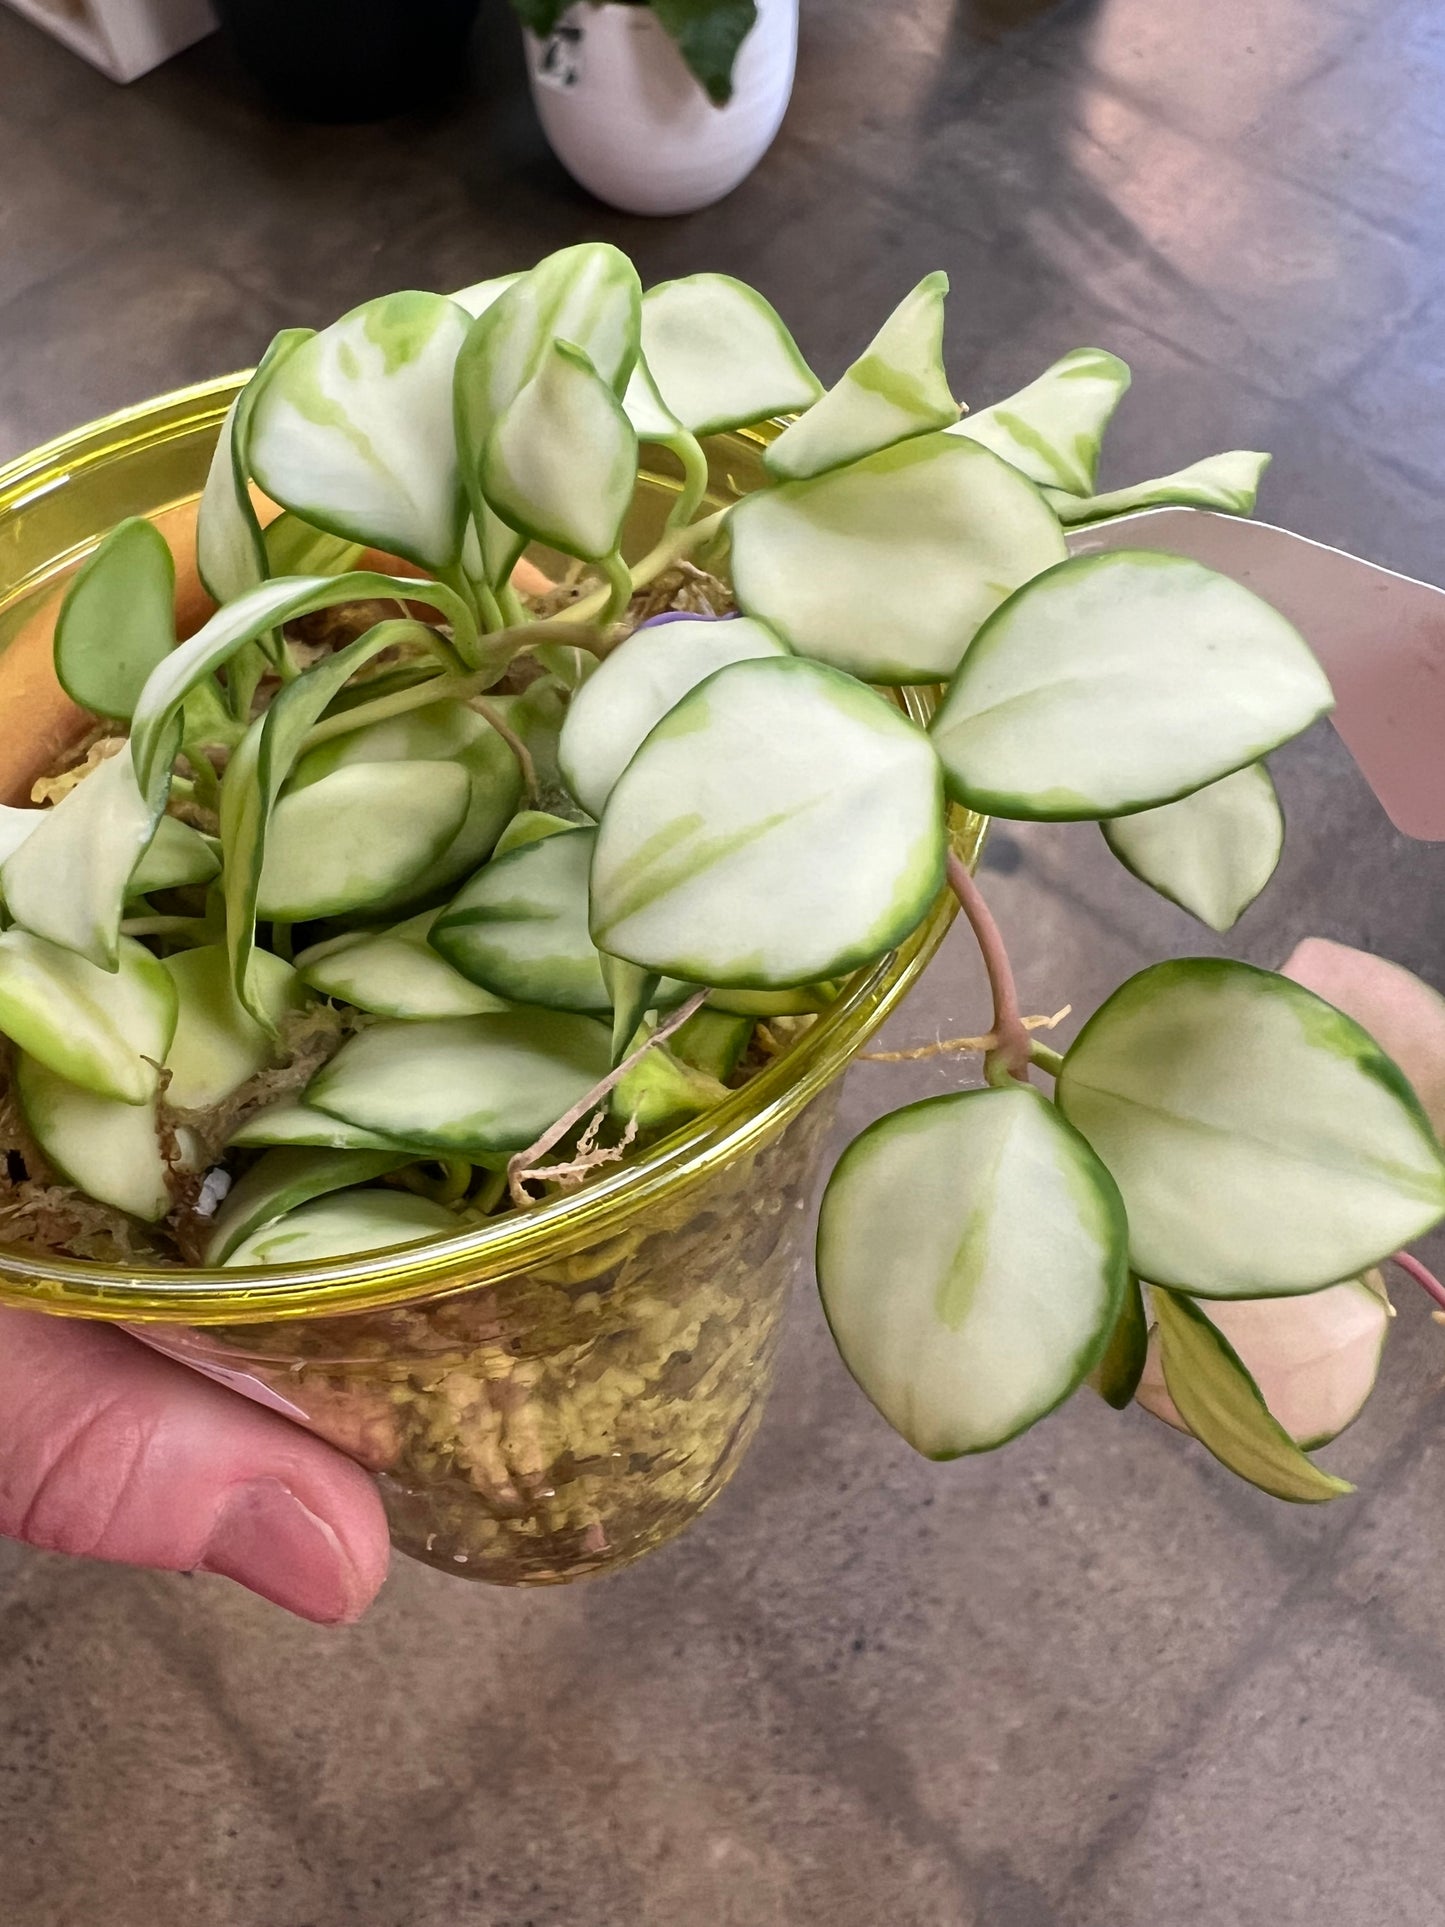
top-left (0, 379), bottom-right (979, 1326)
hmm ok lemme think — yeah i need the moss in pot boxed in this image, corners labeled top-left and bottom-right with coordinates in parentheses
top-left (1, 244), bottom-right (1443, 1587)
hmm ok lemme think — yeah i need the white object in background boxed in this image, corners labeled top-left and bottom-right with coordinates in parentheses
top-left (526, 0), bottom-right (797, 217)
top-left (3, 0), bottom-right (216, 83)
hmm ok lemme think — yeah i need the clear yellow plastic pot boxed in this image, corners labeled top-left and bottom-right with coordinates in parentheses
top-left (0, 381), bottom-right (980, 1585)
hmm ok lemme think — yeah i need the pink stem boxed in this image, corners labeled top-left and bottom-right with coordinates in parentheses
top-left (945, 850), bottom-right (1031, 1079)
top-left (1392, 1249), bottom-right (1445, 1313)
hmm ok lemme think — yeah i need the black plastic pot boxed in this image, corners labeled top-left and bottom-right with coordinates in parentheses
top-left (214, 0), bottom-right (481, 121)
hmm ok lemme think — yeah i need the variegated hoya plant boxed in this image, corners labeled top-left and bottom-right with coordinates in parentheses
top-left (5, 243), bottom-right (1444, 1506)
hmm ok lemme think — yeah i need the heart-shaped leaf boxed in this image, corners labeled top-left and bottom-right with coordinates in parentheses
top-left (590, 656), bottom-right (946, 988)
top-left (1088, 1271), bottom-right (1149, 1410)
top-left (1056, 958), bottom-right (1445, 1295)
top-left (54, 517), bottom-right (175, 721)
top-left (817, 1085), bottom-right (1129, 1458)
top-left (1102, 762), bottom-right (1284, 931)
top-left (482, 340), bottom-right (638, 561)
top-left (766, 273), bottom-right (959, 482)
top-left (949, 347), bottom-right (1131, 496)
top-left (433, 825), bottom-right (643, 1012)
top-left (1047, 450), bottom-right (1270, 526)
top-left (163, 944), bottom-right (304, 1111)
top-left (128, 815), bottom-right (221, 896)
top-left (297, 913), bottom-right (510, 1020)
top-left (248, 292), bottom-right (474, 571)
top-left (639, 274), bottom-right (822, 436)
top-left (197, 328), bottom-right (312, 605)
top-left (205, 1145), bottom-right (410, 1265)
top-left (257, 760), bottom-right (471, 921)
top-left (223, 1190), bottom-right (460, 1268)
top-left (1138, 1273), bottom-right (1390, 1452)
top-left (2, 742), bottom-right (157, 967)
top-left (455, 244), bottom-right (641, 551)
top-left (15, 1055), bottom-right (173, 1221)
top-left (220, 622), bottom-right (434, 1026)
top-left (1149, 1287), bottom-right (1354, 1501)
top-left (306, 1011), bottom-right (614, 1154)
top-left (0, 932), bottom-right (177, 1104)
top-left (730, 433), bottom-right (1066, 683)
top-left (290, 696), bottom-right (521, 913)
top-left (558, 612), bottom-right (789, 817)
top-left (930, 551), bottom-right (1332, 820)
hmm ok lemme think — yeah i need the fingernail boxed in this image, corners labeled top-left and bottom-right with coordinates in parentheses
top-left (200, 1478), bottom-right (370, 1625)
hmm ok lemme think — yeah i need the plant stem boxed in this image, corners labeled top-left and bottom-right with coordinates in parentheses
top-left (664, 432), bottom-right (710, 530)
top-left (470, 694), bottom-right (539, 804)
top-left (551, 506), bottom-right (731, 627)
top-left (508, 988), bottom-right (710, 1205)
top-left (1392, 1249), bottom-right (1445, 1313)
top-left (601, 550), bottom-right (633, 625)
top-left (498, 581), bottom-right (527, 628)
top-left (119, 914), bottom-right (211, 941)
top-left (1030, 1042), bottom-right (1065, 1078)
top-left (946, 850), bottom-right (1032, 1082)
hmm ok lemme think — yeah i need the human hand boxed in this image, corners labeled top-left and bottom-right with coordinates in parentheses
top-left (0, 1306), bottom-right (390, 1623)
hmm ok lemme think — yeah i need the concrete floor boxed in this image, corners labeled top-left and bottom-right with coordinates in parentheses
top-left (4, 0), bottom-right (1445, 1920)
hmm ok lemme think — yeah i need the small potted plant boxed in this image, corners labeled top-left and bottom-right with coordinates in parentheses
top-left (511, 0), bottom-right (796, 213)
top-left (0, 244), bottom-right (1440, 1592)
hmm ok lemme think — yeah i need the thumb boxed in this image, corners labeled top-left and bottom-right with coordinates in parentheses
top-left (0, 1305), bottom-right (389, 1623)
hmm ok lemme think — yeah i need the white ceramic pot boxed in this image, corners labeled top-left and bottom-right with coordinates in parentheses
top-left (525, 0), bottom-right (797, 217)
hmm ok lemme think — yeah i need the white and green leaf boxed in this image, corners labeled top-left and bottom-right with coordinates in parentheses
top-left (1138, 1272), bottom-right (1390, 1452)
top-left (765, 272), bottom-right (959, 482)
top-left (162, 944), bottom-right (304, 1111)
top-left (205, 1145), bottom-right (410, 1265)
top-left (128, 815), bottom-right (221, 896)
top-left (1148, 1287), bottom-right (1354, 1502)
top-left (639, 274), bottom-right (822, 436)
top-left (0, 932), bottom-right (177, 1104)
top-left (248, 293), bottom-right (474, 571)
top-left (558, 612), bottom-right (789, 818)
top-left (297, 912), bottom-right (511, 1020)
top-left (1102, 762), bottom-right (1284, 931)
top-left (197, 328), bottom-right (312, 605)
top-left (306, 1011), bottom-right (614, 1154)
top-left (482, 340), bottom-right (638, 561)
top-left (930, 551), bottom-right (1333, 820)
top-left (1047, 450), bottom-right (1270, 526)
top-left (590, 656), bottom-right (946, 988)
top-left (16, 1055), bottom-right (174, 1222)
top-left (223, 1190), bottom-right (460, 1268)
top-left (261, 510), bottom-right (364, 578)
top-left (1056, 958), bottom-right (1445, 1296)
top-left (730, 433), bottom-right (1066, 683)
top-left (817, 1085), bottom-right (1129, 1458)
top-left (950, 347), bottom-right (1131, 496)
top-left (1, 743), bottom-right (157, 968)
top-left (229, 1099), bottom-right (414, 1153)
top-left (54, 517), bottom-right (175, 721)
top-left (431, 825), bottom-right (615, 1012)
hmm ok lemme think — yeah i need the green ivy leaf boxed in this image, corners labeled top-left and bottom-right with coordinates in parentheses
top-left (1056, 958), bottom-right (1445, 1297)
top-left (649, 0), bottom-right (758, 104)
top-left (817, 1085), bottom-right (1129, 1457)
top-left (55, 518), bottom-right (175, 722)
top-left (1150, 1287), bottom-right (1353, 1502)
